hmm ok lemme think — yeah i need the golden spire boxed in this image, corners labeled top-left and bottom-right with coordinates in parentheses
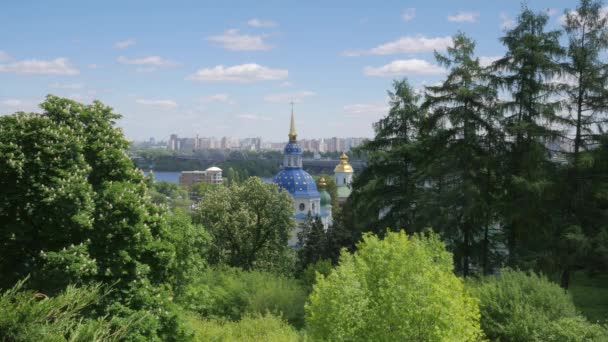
top-left (334, 152), bottom-right (354, 173)
top-left (319, 177), bottom-right (327, 189)
top-left (288, 102), bottom-right (297, 142)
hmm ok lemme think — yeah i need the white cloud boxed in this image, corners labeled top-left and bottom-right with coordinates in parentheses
top-left (500, 12), bottom-right (515, 29)
top-left (88, 64), bottom-right (99, 69)
top-left (0, 57), bottom-right (79, 75)
top-left (208, 29), bottom-right (271, 51)
top-left (479, 55), bottom-right (501, 67)
top-left (247, 19), bottom-right (277, 28)
top-left (49, 82), bottom-right (84, 89)
top-left (1, 99), bottom-right (24, 107)
top-left (115, 38), bottom-right (136, 49)
top-left (198, 94), bottom-right (230, 103)
top-left (136, 99), bottom-right (178, 109)
top-left (238, 114), bottom-right (271, 121)
top-left (117, 55), bottom-right (176, 67)
top-left (447, 11), bottom-right (479, 23)
top-left (264, 91), bottom-right (315, 103)
top-left (279, 81), bottom-right (292, 87)
top-left (547, 8), bottom-right (558, 17)
top-left (0, 51), bottom-right (11, 62)
top-left (344, 35), bottom-right (452, 56)
top-left (186, 63), bottom-right (288, 82)
top-left (364, 59), bottom-right (446, 77)
top-left (343, 102), bottom-right (389, 117)
top-left (402, 8), bottom-right (416, 22)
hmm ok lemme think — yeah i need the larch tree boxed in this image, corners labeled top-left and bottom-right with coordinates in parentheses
top-left (421, 33), bottom-right (502, 276)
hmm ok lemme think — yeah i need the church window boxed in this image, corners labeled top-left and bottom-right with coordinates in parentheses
top-left (299, 203), bottom-right (305, 211)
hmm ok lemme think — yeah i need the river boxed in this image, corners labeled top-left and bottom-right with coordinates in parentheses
top-left (142, 170), bottom-right (181, 184)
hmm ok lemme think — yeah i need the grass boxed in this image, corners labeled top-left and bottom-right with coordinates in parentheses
top-left (569, 271), bottom-right (608, 323)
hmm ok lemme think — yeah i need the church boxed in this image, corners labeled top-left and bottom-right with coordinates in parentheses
top-left (273, 109), bottom-right (353, 245)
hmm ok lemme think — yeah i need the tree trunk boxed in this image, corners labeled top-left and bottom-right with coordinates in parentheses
top-left (560, 268), bottom-right (571, 289)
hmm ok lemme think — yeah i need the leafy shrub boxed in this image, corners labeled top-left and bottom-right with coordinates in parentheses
top-left (306, 231), bottom-right (483, 341)
top-left (186, 312), bottom-right (301, 342)
top-left (181, 267), bottom-right (307, 328)
top-left (0, 279), bottom-right (120, 342)
top-left (300, 259), bottom-right (333, 292)
top-left (469, 269), bottom-right (607, 341)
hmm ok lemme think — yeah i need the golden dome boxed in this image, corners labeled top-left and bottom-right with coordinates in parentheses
top-left (318, 177), bottom-right (327, 188)
top-left (334, 152), bottom-right (353, 173)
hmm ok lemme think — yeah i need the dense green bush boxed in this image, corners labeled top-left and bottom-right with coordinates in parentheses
top-left (469, 269), bottom-right (607, 341)
top-left (0, 280), bottom-right (120, 342)
top-left (306, 231), bottom-right (483, 341)
top-left (300, 259), bottom-right (333, 292)
top-left (180, 267), bottom-right (307, 328)
top-left (186, 312), bottom-right (301, 342)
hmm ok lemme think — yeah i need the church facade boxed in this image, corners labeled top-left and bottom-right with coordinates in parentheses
top-left (273, 110), bottom-right (337, 245)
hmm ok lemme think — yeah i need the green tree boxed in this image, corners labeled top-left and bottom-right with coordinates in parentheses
top-left (350, 79), bottom-right (425, 234)
top-left (194, 177), bottom-right (295, 271)
top-left (422, 32), bottom-right (502, 276)
top-left (491, 6), bottom-right (566, 268)
top-left (556, 0), bottom-right (608, 288)
top-left (469, 269), bottom-right (607, 341)
top-left (296, 216), bottom-right (328, 272)
top-left (306, 231), bottom-right (483, 341)
top-left (0, 96), bottom-right (202, 340)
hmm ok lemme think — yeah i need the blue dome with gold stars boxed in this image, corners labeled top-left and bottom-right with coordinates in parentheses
top-left (274, 169), bottom-right (319, 198)
top-left (284, 141), bottom-right (302, 156)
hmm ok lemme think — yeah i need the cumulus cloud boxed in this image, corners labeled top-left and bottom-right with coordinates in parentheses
top-left (1, 99), bottom-right (24, 107)
top-left (343, 35), bottom-right (452, 56)
top-left (364, 59), bottom-right (445, 77)
top-left (208, 29), bottom-right (271, 51)
top-left (479, 55), bottom-right (501, 67)
top-left (264, 91), bottom-right (315, 103)
top-left (0, 51), bottom-right (11, 62)
top-left (500, 12), bottom-right (515, 29)
top-left (117, 55), bottom-right (176, 66)
top-left (0, 57), bottom-right (79, 75)
top-left (447, 11), bottom-right (479, 23)
top-left (198, 93), bottom-right (231, 103)
top-left (343, 102), bottom-right (389, 117)
top-left (402, 8), bottom-right (416, 22)
top-left (247, 18), bottom-right (277, 28)
top-left (186, 63), bottom-right (288, 82)
top-left (136, 99), bottom-right (178, 109)
top-left (238, 114), bottom-right (271, 121)
top-left (49, 82), bottom-right (84, 89)
top-left (115, 38), bottom-right (136, 49)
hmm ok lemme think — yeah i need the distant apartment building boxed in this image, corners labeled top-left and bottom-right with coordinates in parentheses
top-left (166, 133), bottom-right (366, 153)
top-left (179, 167), bottom-right (223, 187)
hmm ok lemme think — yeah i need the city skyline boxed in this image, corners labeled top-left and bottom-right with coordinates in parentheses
top-left (0, 0), bottom-right (575, 141)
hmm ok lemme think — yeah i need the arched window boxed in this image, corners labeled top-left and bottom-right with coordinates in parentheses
top-left (299, 203), bottom-right (305, 211)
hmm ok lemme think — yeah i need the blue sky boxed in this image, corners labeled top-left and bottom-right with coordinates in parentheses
top-left (0, 0), bottom-right (578, 141)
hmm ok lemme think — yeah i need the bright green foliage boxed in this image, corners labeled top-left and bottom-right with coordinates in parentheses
top-left (537, 317), bottom-right (608, 342)
top-left (185, 313), bottom-right (301, 342)
top-left (194, 177), bottom-right (295, 271)
top-left (0, 96), bottom-right (206, 340)
top-left (0, 279), bottom-right (121, 342)
top-left (469, 269), bottom-right (607, 341)
top-left (180, 267), bottom-right (307, 328)
top-left (306, 231), bottom-right (483, 341)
